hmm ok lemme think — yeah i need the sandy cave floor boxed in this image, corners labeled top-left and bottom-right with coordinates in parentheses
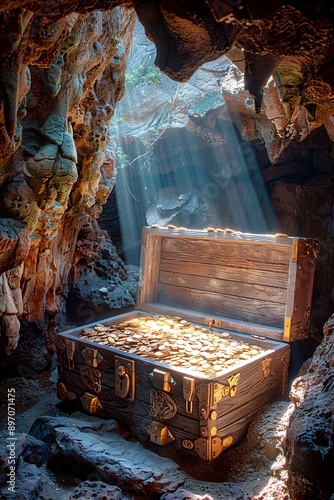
top-left (0, 359), bottom-right (292, 500)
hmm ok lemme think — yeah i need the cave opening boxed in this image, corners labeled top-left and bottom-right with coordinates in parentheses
top-left (103, 21), bottom-right (280, 266)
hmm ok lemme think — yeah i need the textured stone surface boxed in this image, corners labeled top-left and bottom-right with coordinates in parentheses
top-left (285, 315), bottom-right (334, 499)
top-left (0, 7), bottom-right (136, 370)
top-left (0, 219), bottom-right (30, 355)
top-left (0, 369), bottom-right (297, 499)
top-left (69, 481), bottom-right (124, 500)
top-left (28, 415), bottom-right (247, 500)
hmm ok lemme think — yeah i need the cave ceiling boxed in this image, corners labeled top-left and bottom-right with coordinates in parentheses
top-left (1, 0), bottom-right (334, 145)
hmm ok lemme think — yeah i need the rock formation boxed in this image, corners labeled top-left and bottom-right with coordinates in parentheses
top-left (0, 6), bottom-right (136, 369)
top-left (286, 314), bottom-right (334, 498)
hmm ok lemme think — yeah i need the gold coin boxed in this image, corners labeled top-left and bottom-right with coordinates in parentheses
top-left (82, 328), bottom-right (96, 336)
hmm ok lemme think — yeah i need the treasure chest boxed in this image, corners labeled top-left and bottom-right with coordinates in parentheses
top-left (55, 226), bottom-right (317, 461)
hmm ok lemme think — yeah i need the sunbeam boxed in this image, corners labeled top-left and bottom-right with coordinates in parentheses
top-left (111, 21), bottom-right (278, 265)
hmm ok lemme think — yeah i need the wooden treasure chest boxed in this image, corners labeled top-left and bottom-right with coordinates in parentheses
top-left (55, 226), bottom-right (317, 461)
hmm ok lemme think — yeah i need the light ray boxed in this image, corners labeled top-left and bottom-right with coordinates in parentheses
top-left (111, 21), bottom-right (278, 265)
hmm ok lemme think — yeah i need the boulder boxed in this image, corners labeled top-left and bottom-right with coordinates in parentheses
top-left (285, 315), bottom-right (334, 499)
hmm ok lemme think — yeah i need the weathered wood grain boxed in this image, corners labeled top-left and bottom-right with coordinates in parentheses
top-left (161, 237), bottom-right (291, 267)
top-left (157, 284), bottom-right (285, 327)
top-left (159, 270), bottom-right (287, 304)
top-left (140, 303), bottom-right (285, 339)
top-left (285, 241), bottom-right (317, 340)
top-left (137, 233), bottom-right (162, 308)
top-left (160, 258), bottom-right (289, 288)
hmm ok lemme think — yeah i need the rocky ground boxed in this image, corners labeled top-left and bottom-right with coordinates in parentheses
top-left (0, 358), bottom-right (293, 500)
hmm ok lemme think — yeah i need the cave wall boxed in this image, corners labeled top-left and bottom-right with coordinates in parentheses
top-left (0, 6), bottom-right (136, 370)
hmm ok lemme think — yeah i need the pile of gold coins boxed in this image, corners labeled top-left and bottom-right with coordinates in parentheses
top-left (80, 315), bottom-right (267, 377)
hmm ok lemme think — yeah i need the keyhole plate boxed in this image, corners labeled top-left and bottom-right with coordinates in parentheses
top-left (114, 356), bottom-right (136, 401)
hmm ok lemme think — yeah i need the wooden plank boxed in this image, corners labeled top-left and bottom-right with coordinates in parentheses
top-left (161, 237), bottom-right (292, 268)
top-left (215, 345), bottom-right (289, 423)
top-left (140, 303), bottom-right (285, 340)
top-left (137, 232), bottom-right (162, 308)
top-left (158, 237), bottom-right (290, 326)
top-left (157, 283), bottom-right (285, 328)
top-left (160, 258), bottom-right (289, 288)
top-left (159, 270), bottom-right (287, 304)
top-left (216, 384), bottom-right (284, 433)
top-left (145, 227), bottom-right (295, 246)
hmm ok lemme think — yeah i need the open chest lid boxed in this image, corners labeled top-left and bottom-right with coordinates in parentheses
top-left (137, 226), bottom-right (318, 343)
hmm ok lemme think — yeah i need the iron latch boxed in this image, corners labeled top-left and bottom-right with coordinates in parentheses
top-left (183, 376), bottom-right (195, 414)
top-left (80, 392), bottom-right (103, 414)
top-left (196, 382), bottom-right (230, 419)
top-left (147, 421), bottom-right (175, 446)
top-left (65, 340), bottom-right (76, 370)
top-left (149, 368), bottom-right (176, 392)
top-left (184, 435), bottom-right (234, 461)
top-left (205, 317), bottom-right (222, 329)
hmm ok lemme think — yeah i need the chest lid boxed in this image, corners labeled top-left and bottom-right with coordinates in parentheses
top-left (137, 226), bottom-right (318, 342)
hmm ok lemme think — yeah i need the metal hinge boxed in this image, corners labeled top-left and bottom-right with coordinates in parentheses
top-left (184, 435), bottom-right (234, 461)
top-left (251, 334), bottom-right (266, 340)
top-left (147, 421), bottom-right (175, 446)
top-left (115, 356), bottom-right (136, 401)
top-left (149, 368), bottom-right (176, 392)
top-left (196, 382), bottom-right (229, 419)
top-left (81, 347), bottom-right (103, 368)
top-left (197, 374), bottom-right (240, 419)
